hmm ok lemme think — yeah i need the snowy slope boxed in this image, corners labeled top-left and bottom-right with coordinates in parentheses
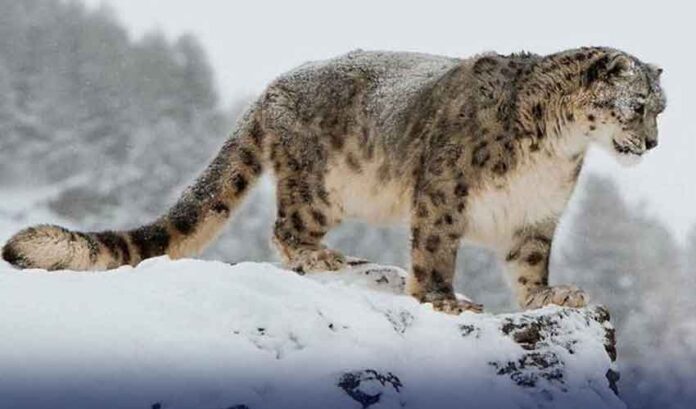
top-left (0, 257), bottom-right (623, 409)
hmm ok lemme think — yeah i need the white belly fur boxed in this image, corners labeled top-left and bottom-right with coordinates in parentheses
top-left (324, 152), bottom-right (578, 248)
top-left (465, 155), bottom-right (577, 251)
top-left (325, 160), bottom-right (412, 225)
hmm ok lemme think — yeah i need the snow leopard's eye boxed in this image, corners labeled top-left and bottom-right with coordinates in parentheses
top-left (633, 102), bottom-right (645, 116)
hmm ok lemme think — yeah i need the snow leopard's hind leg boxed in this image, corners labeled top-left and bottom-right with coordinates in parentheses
top-left (271, 179), bottom-right (346, 274)
top-left (261, 79), bottom-right (375, 274)
top-left (505, 220), bottom-right (588, 309)
top-left (266, 123), bottom-right (347, 274)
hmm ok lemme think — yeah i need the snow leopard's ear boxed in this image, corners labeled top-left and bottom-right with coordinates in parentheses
top-left (585, 54), bottom-right (634, 86)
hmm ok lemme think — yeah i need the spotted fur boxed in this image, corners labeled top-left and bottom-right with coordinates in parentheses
top-left (2, 47), bottom-right (665, 314)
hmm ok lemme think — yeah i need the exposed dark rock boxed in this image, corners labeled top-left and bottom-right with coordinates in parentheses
top-left (496, 306), bottom-right (618, 393)
top-left (384, 309), bottom-right (414, 334)
top-left (490, 351), bottom-right (564, 388)
top-left (458, 323), bottom-right (479, 337)
top-left (606, 369), bottom-right (620, 395)
top-left (502, 320), bottom-right (543, 350)
top-left (591, 307), bottom-right (617, 361)
top-left (337, 369), bottom-right (403, 408)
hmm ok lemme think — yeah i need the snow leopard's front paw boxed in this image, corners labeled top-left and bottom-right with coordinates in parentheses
top-left (524, 285), bottom-right (588, 309)
top-left (422, 296), bottom-right (483, 315)
top-left (289, 248), bottom-right (347, 274)
top-left (433, 298), bottom-right (484, 315)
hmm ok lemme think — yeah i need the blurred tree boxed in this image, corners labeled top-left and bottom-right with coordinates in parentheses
top-left (0, 58), bottom-right (20, 183)
top-left (556, 174), bottom-right (681, 359)
top-left (686, 227), bottom-right (696, 279)
top-left (175, 34), bottom-right (218, 118)
top-left (621, 226), bottom-right (696, 409)
top-left (0, 0), bottom-right (228, 225)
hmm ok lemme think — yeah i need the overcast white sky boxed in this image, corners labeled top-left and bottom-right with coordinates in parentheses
top-left (84, 0), bottom-right (696, 240)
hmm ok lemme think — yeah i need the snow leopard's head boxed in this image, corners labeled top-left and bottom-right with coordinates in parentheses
top-left (580, 49), bottom-right (666, 166)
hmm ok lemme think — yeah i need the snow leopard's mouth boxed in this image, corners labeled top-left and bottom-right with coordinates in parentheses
top-left (612, 139), bottom-right (644, 166)
top-left (612, 139), bottom-right (645, 156)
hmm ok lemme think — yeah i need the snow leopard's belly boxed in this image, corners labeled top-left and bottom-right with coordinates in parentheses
top-left (324, 158), bottom-right (413, 225)
top-left (324, 148), bottom-right (578, 248)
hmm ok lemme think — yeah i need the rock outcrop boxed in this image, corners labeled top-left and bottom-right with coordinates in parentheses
top-left (0, 258), bottom-right (623, 409)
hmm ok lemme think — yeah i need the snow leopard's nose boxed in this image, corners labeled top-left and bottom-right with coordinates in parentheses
top-left (645, 138), bottom-right (658, 150)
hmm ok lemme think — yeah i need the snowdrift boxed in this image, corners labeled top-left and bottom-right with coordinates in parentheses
top-left (0, 257), bottom-right (623, 409)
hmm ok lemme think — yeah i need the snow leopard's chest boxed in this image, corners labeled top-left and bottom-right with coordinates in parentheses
top-left (465, 155), bottom-right (580, 249)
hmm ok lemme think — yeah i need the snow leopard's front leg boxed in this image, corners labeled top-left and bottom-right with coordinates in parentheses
top-left (505, 220), bottom-right (588, 310)
top-left (407, 189), bottom-right (483, 315)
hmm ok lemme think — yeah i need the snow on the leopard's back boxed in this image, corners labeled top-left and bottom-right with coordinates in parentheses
top-left (0, 257), bottom-right (624, 409)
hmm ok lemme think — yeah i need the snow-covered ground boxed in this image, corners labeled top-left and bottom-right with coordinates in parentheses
top-left (0, 253), bottom-right (622, 409)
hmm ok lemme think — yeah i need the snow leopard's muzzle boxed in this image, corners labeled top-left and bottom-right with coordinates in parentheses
top-left (611, 114), bottom-right (659, 160)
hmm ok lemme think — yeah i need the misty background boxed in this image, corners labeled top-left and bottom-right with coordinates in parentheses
top-left (0, 1), bottom-right (694, 408)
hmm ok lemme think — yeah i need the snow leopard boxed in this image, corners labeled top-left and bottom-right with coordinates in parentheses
top-left (2, 47), bottom-right (666, 314)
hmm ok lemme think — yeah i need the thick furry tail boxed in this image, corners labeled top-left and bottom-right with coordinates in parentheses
top-left (2, 108), bottom-right (266, 271)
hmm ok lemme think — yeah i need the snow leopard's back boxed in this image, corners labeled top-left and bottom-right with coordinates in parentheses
top-left (271, 50), bottom-right (461, 138)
